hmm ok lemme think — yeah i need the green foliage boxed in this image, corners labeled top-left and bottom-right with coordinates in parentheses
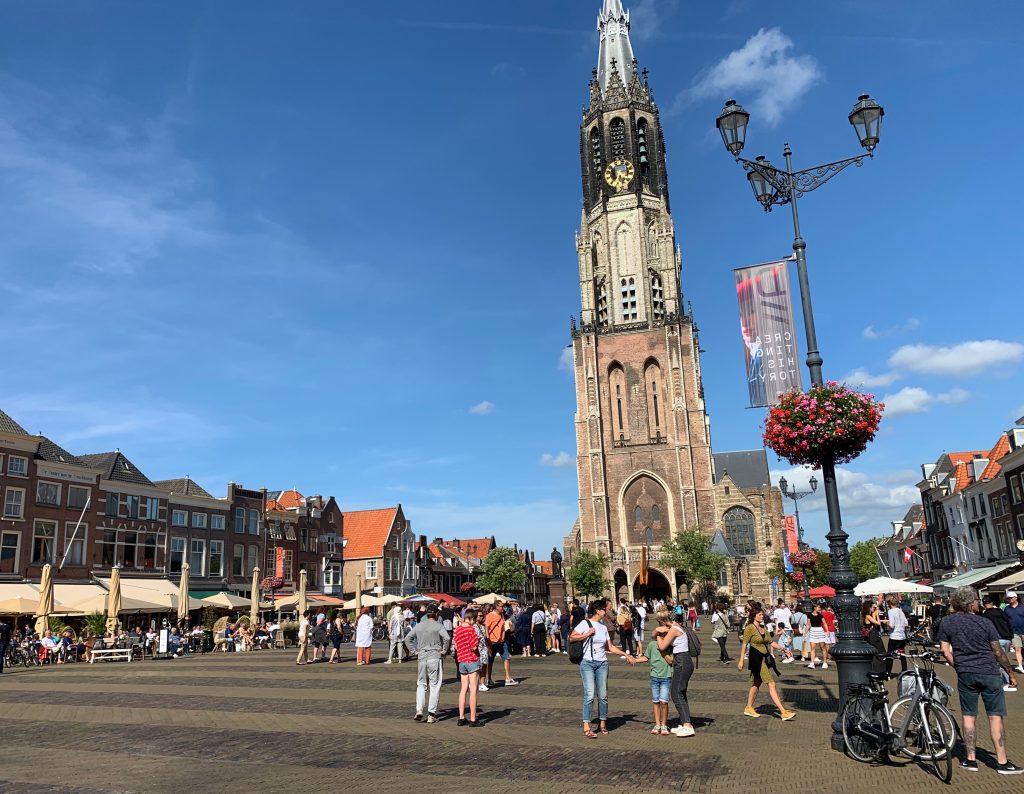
top-left (475, 547), bottom-right (527, 595)
top-left (201, 605), bottom-right (218, 630)
top-left (660, 527), bottom-right (726, 591)
top-left (566, 550), bottom-right (612, 599)
top-left (83, 612), bottom-right (107, 637)
top-left (47, 616), bottom-right (68, 635)
top-left (849, 538), bottom-right (884, 581)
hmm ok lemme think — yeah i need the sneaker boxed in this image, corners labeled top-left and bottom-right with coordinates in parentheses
top-left (670, 725), bottom-right (687, 735)
top-left (780, 710), bottom-right (796, 721)
top-left (678, 725), bottom-right (695, 737)
top-left (457, 718), bottom-right (467, 726)
top-left (959, 760), bottom-right (978, 772)
top-left (426, 713), bottom-right (437, 724)
top-left (384, 660), bottom-right (392, 664)
top-left (997, 761), bottom-right (1024, 775)
top-left (468, 720), bottom-right (482, 727)
top-left (413, 713), bottom-right (424, 722)
top-left (1015, 665), bottom-right (1024, 674)
top-left (781, 657), bottom-right (794, 664)
top-left (650, 725), bottom-right (660, 735)
top-left (806, 663), bottom-right (817, 669)
top-left (659, 725), bottom-right (671, 736)
top-left (1005, 684), bottom-right (1018, 692)
top-left (743, 707), bottom-right (761, 718)
top-left (504, 679), bottom-right (519, 686)
top-left (822, 662), bottom-right (829, 669)
top-left (478, 683), bottom-right (489, 692)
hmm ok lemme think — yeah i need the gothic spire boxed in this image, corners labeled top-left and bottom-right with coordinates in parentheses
top-left (597, 0), bottom-right (635, 94)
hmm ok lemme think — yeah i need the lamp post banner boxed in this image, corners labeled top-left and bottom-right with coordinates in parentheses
top-left (734, 259), bottom-right (803, 407)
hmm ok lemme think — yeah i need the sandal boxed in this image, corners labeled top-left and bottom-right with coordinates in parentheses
top-left (599, 724), bottom-right (609, 735)
top-left (583, 728), bottom-right (597, 739)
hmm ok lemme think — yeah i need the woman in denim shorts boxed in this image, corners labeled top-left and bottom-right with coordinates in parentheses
top-left (453, 608), bottom-right (483, 726)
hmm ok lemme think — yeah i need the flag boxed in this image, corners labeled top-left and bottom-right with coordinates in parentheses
top-left (275, 547), bottom-right (285, 578)
top-left (734, 259), bottom-right (804, 407)
top-left (783, 551), bottom-right (794, 574)
top-left (639, 547), bottom-right (649, 586)
top-left (903, 547), bottom-right (913, 563)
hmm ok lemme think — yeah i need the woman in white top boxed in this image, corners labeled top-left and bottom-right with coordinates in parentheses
top-left (884, 596), bottom-right (909, 674)
top-left (568, 598), bottom-right (635, 738)
top-left (354, 607), bottom-right (374, 665)
top-left (656, 613), bottom-right (696, 737)
top-left (295, 610), bottom-right (311, 665)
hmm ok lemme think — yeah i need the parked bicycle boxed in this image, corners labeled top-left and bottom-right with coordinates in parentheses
top-left (841, 649), bottom-right (957, 783)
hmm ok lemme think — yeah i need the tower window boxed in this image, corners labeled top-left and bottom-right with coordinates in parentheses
top-left (609, 118), bottom-right (626, 160)
top-left (590, 127), bottom-right (603, 176)
top-left (596, 280), bottom-right (608, 327)
top-left (636, 119), bottom-right (649, 182)
top-left (651, 504), bottom-right (661, 522)
top-left (645, 360), bottom-right (663, 439)
top-left (634, 505), bottom-right (643, 525)
top-left (621, 278), bottom-right (637, 320)
top-left (610, 365), bottom-right (628, 441)
top-left (651, 273), bottom-right (664, 320)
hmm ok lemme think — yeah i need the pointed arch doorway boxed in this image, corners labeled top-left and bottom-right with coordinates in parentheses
top-left (633, 569), bottom-right (671, 602)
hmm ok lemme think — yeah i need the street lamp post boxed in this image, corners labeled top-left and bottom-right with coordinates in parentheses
top-left (779, 475), bottom-right (817, 613)
top-left (716, 94), bottom-right (884, 750)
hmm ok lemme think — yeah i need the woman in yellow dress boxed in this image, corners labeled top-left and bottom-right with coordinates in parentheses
top-left (738, 604), bottom-right (796, 720)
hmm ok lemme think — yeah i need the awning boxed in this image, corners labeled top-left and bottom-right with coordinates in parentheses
top-left (986, 568), bottom-right (1024, 589)
top-left (189, 590), bottom-right (222, 599)
top-left (932, 562), bottom-right (1020, 591)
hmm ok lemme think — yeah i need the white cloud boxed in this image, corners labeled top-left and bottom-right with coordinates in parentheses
top-left (676, 27), bottom-right (821, 125)
top-left (1014, 405), bottom-right (1024, 422)
top-left (770, 465), bottom-right (920, 544)
top-left (630, 0), bottom-right (679, 42)
top-left (539, 451), bottom-right (573, 468)
top-left (468, 401), bottom-right (495, 416)
top-left (558, 346), bottom-right (574, 372)
top-left (841, 367), bottom-right (899, 388)
top-left (862, 318), bottom-right (920, 340)
top-left (881, 386), bottom-right (970, 417)
top-left (888, 340), bottom-right (1024, 377)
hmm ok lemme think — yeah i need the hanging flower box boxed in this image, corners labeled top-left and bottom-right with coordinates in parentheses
top-left (260, 576), bottom-right (284, 592)
top-left (789, 549), bottom-right (818, 568)
top-left (763, 382), bottom-right (884, 468)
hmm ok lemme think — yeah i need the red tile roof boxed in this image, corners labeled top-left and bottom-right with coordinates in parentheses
top-left (451, 538), bottom-right (493, 557)
top-left (947, 451), bottom-right (988, 465)
top-left (980, 433), bottom-right (1011, 480)
top-left (269, 489), bottom-right (304, 511)
top-left (342, 507), bottom-right (398, 560)
top-left (953, 461), bottom-right (972, 492)
top-left (534, 561), bottom-right (554, 576)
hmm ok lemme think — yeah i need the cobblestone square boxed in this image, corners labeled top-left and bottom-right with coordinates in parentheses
top-left (1, 639), bottom-right (1022, 793)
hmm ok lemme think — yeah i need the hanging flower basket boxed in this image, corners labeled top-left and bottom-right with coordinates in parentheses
top-left (790, 571), bottom-right (805, 583)
top-left (260, 576), bottom-right (284, 592)
top-left (460, 582), bottom-right (476, 595)
top-left (763, 382), bottom-right (884, 468)
top-left (789, 549), bottom-right (818, 568)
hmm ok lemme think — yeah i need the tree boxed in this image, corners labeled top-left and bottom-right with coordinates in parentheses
top-left (566, 550), bottom-right (612, 599)
top-left (661, 527), bottom-right (726, 596)
top-left (474, 547), bottom-right (527, 595)
top-left (849, 538), bottom-right (884, 582)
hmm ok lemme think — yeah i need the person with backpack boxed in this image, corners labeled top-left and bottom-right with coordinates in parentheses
top-left (655, 611), bottom-right (700, 736)
top-left (983, 593), bottom-right (1017, 691)
top-left (568, 598), bottom-right (635, 738)
top-left (615, 599), bottom-right (636, 656)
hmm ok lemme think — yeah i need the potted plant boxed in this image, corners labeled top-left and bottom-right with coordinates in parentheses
top-left (763, 382), bottom-right (883, 468)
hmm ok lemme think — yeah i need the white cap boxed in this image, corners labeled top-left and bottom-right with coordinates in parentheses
top-left (1007, 591), bottom-right (1018, 598)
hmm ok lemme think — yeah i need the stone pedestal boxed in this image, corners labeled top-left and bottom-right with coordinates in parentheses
top-left (548, 577), bottom-right (568, 605)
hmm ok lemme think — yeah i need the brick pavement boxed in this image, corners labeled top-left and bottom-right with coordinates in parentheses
top-left (0, 637), bottom-right (1021, 793)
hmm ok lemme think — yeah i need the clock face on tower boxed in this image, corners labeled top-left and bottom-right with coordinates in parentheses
top-left (1017, 538), bottom-right (1024, 552)
top-left (603, 159), bottom-right (635, 191)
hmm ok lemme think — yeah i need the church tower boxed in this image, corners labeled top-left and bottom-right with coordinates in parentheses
top-left (569, 0), bottom-right (717, 600)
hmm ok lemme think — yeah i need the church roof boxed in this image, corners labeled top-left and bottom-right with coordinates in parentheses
top-left (709, 529), bottom-right (743, 559)
top-left (597, 0), bottom-right (635, 93)
top-left (713, 449), bottom-right (771, 489)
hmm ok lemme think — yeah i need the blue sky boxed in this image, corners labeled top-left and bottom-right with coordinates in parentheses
top-left (2, 1), bottom-right (1021, 554)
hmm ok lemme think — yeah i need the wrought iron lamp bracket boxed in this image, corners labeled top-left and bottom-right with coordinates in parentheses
top-left (740, 153), bottom-right (868, 212)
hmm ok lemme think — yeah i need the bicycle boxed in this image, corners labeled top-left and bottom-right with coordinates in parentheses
top-left (371, 622), bottom-right (388, 642)
top-left (841, 650), bottom-right (957, 783)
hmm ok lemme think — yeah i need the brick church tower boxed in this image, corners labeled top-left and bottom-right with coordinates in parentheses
top-left (568, 0), bottom-right (718, 600)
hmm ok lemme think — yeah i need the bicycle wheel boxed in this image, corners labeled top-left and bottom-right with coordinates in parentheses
top-left (922, 703), bottom-right (953, 783)
top-left (890, 697), bottom-right (957, 759)
top-left (842, 695), bottom-right (887, 763)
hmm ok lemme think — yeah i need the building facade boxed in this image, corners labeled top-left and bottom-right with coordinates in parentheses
top-left (341, 506), bottom-right (416, 598)
top-left (155, 478), bottom-right (233, 593)
top-left (1001, 427), bottom-right (1024, 561)
top-left (569, 1), bottom-right (717, 602)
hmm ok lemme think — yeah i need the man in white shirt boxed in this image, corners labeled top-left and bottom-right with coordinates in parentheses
top-left (633, 602), bottom-right (647, 646)
top-left (772, 600), bottom-right (794, 663)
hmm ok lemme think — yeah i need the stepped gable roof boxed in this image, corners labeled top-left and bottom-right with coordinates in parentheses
top-left (78, 451), bottom-right (153, 486)
top-left (153, 477), bottom-right (214, 498)
top-left (0, 409), bottom-right (29, 436)
top-left (713, 449), bottom-right (770, 488)
top-left (35, 436), bottom-right (85, 467)
top-left (341, 507), bottom-right (399, 560)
